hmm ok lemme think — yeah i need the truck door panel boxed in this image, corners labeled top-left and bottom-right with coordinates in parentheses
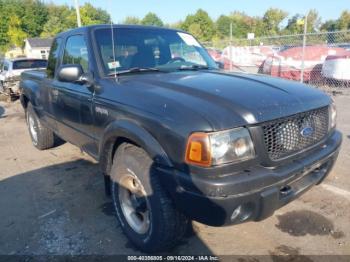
top-left (53, 34), bottom-right (97, 155)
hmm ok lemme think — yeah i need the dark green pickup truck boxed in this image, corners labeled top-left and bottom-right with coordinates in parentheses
top-left (20, 25), bottom-right (341, 253)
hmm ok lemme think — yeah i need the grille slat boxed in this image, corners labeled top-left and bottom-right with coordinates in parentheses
top-left (262, 107), bottom-right (329, 160)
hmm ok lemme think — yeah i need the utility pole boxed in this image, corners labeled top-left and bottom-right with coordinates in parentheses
top-left (74, 0), bottom-right (82, 27)
top-left (229, 22), bottom-right (233, 71)
top-left (300, 13), bottom-right (308, 83)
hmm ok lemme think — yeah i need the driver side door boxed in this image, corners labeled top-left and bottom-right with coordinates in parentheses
top-left (53, 34), bottom-right (96, 154)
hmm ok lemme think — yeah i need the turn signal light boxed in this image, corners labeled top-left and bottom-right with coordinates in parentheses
top-left (185, 133), bottom-right (211, 167)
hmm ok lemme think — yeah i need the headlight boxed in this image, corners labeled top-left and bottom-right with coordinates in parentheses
top-left (329, 101), bottom-right (337, 129)
top-left (185, 128), bottom-right (255, 167)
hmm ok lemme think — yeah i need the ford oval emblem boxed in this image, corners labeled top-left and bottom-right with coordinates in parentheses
top-left (301, 126), bottom-right (314, 137)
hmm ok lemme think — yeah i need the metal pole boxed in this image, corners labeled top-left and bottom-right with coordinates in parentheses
top-left (300, 13), bottom-right (308, 83)
top-left (229, 22), bottom-right (233, 71)
top-left (74, 0), bottom-right (82, 27)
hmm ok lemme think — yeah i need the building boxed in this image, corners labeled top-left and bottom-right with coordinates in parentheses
top-left (24, 38), bottom-right (53, 59)
top-left (5, 46), bottom-right (24, 59)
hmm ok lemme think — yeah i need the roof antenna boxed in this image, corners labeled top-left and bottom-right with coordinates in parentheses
top-left (109, 0), bottom-right (118, 81)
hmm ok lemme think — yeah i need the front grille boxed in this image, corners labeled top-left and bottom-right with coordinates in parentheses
top-left (262, 106), bottom-right (329, 160)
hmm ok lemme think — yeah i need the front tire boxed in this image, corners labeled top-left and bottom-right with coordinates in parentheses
top-left (26, 103), bottom-right (55, 150)
top-left (110, 143), bottom-right (188, 253)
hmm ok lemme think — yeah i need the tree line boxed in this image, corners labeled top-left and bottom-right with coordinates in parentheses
top-left (0, 0), bottom-right (349, 52)
top-left (125, 9), bottom-right (350, 42)
top-left (0, 0), bottom-right (110, 52)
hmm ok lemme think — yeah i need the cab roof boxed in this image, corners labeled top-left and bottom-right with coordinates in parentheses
top-left (56, 24), bottom-right (186, 38)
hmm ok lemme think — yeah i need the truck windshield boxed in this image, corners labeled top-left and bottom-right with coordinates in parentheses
top-left (13, 60), bottom-right (48, 70)
top-left (94, 27), bottom-right (217, 75)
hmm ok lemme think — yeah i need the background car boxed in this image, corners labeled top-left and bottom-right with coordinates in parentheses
top-left (0, 58), bottom-right (47, 99)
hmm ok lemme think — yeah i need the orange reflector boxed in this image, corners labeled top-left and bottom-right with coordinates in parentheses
top-left (189, 141), bottom-right (202, 162)
top-left (185, 133), bottom-right (211, 167)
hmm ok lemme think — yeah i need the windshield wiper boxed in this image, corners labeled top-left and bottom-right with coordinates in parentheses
top-left (177, 64), bottom-right (210, 71)
top-left (108, 67), bottom-right (160, 76)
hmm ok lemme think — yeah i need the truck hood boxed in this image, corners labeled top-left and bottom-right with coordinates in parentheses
top-left (114, 70), bottom-right (331, 130)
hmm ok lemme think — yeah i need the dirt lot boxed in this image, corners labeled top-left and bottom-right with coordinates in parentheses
top-left (0, 94), bottom-right (349, 259)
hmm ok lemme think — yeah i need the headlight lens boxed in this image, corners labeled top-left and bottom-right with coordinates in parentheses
top-left (329, 101), bottom-right (337, 129)
top-left (185, 128), bottom-right (255, 167)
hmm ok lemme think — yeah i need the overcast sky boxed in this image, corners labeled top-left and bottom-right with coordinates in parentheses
top-left (47, 0), bottom-right (349, 24)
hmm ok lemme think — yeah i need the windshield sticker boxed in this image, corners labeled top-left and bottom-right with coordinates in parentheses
top-left (177, 32), bottom-right (201, 47)
top-left (108, 61), bottom-right (121, 69)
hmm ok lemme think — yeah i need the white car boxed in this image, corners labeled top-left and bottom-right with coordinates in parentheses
top-left (0, 58), bottom-right (47, 97)
top-left (322, 55), bottom-right (350, 82)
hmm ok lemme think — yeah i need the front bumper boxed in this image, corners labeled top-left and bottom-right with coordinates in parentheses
top-left (158, 130), bottom-right (342, 226)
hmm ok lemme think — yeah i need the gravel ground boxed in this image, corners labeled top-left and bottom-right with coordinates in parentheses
top-left (0, 95), bottom-right (349, 260)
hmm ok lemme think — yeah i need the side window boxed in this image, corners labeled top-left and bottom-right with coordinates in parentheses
top-left (47, 38), bottom-right (62, 78)
top-left (62, 35), bottom-right (89, 72)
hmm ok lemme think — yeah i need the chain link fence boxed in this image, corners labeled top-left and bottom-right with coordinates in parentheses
top-left (203, 30), bottom-right (350, 95)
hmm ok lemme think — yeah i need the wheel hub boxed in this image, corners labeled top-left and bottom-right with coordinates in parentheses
top-left (118, 173), bottom-right (150, 234)
top-left (28, 114), bottom-right (38, 144)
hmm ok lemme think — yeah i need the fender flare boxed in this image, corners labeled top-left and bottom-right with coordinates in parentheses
top-left (19, 79), bottom-right (40, 110)
top-left (99, 119), bottom-right (173, 175)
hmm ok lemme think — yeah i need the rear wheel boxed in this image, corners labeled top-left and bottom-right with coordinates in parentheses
top-left (26, 103), bottom-right (55, 150)
top-left (110, 143), bottom-right (188, 253)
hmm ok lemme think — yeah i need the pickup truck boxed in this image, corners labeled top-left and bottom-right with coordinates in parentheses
top-left (20, 25), bottom-right (342, 253)
top-left (0, 58), bottom-right (47, 100)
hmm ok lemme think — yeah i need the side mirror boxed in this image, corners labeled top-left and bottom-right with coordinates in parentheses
top-left (57, 64), bottom-right (84, 83)
top-left (216, 61), bottom-right (224, 70)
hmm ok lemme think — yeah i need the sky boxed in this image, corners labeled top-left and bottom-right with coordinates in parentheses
top-left (48, 0), bottom-right (349, 24)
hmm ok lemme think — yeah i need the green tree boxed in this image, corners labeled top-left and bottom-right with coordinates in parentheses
top-left (21, 0), bottom-right (48, 37)
top-left (307, 9), bottom-right (321, 32)
top-left (123, 16), bottom-right (141, 25)
top-left (228, 11), bottom-right (251, 38)
top-left (80, 3), bottom-right (110, 25)
top-left (41, 3), bottom-right (110, 37)
top-left (262, 8), bottom-right (288, 35)
top-left (216, 15), bottom-right (231, 38)
top-left (7, 15), bottom-right (27, 48)
top-left (41, 4), bottom-right (74, 36)
top-left (0, 1), bottom-right (10, 50)
top-left (41, 16), bottom-right (64, 38)
top-left (141, 12), bottom-right (164, 27)
top-left (320, 20), bottom-right (338, 32)
top-left (181, 9), bottom-right (214, 41)
top-left (167, 21), bottom-right (183, 29)
top-left (284, 14), bottom-right (303, 34)
top-left (284, 10), bottom-right (321, 34)
top-left (337, 10), bottom-right (350, 30)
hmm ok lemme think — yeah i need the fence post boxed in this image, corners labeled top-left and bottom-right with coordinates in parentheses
top-left (229, 22), bottom-right (233, 71)
top-left (300, 13), bottom-right (308, 83)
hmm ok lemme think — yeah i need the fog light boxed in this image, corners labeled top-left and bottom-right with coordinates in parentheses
top-left (230, 203), bottom-right (253, 222)
top-left (230, 205), bottom-right (242, 221)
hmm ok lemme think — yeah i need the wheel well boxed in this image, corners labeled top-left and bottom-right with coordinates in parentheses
top-left (103, 136), bottom-right (140, 176)
top-left (21, 94), bottom-right (29, 109)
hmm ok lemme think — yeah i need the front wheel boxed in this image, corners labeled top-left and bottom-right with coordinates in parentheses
top-left (110, 143), bottom-right (188, 253)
